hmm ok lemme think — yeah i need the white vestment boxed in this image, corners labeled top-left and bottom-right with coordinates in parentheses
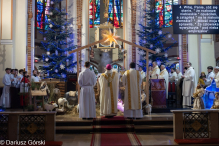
top-left (182, 67), bottom-right (197, 106)
top-left (78, 68), bottom-right (97, 118)
top-left (0, 73), bottom-right (11, 108)
top-left (169, 72), bottom-right (177, 82)
top-left (214, 72), bottom-right (219, 87)
top-left (150, 66), bottom-right (160, 79)
top-left (31, 76), bottom-right (40, 82)
top-left (122, 68), bottom-right (143, 118)
top-left (176, 72), bottom-right (182, 81)
top-left (140, 70), bottom-right (146, 80)
top-left (205, 72), bottom-right (215, 86)
top-left (158, 69), bottom-right (169, 99)
top-left (99, 70), bottom-right (119, 116)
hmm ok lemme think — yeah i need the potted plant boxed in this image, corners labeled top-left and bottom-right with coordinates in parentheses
top-left (31, 81), bottom-right (36, 90)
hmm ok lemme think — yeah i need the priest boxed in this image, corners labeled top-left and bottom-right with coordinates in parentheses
top-left (158, 65), bottom-right (169, 99)
top-left (122, 62), bottom-right (143, 119)
top-left (99, 64), bottom-right (119, 117)
top-left (78, 61), bottom-right (97, 119)
top-left (182, 62), bottom-right (197, 106)
top-left (212, 66), bottom-right (219, 87)
top-left (0, 68), bottom-right (12, 108)
top-left (169, 68), bottom-right (177, 82)
top-left (150, 61), bottom-right (160, 79)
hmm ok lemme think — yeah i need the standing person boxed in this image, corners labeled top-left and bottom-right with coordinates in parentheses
top-left (122, 62), bottom-right (143, 119)
top-left (18, 69), bottom-right (24, 83)
top-left (150, 61), bottom-right (160, 79)
top-left (182, 62), bottom-right (197, 106)
top-left (0, 68), bottom-right (12, 108)
top-left (20, 71), bottom-right (30, 107)
top-left (99, 64), bottom-right (119, 117)
top-left (158, 65), bottom-right (169, 99)
top-left (212, 66), bottom-right (219, 87)
top-left (31, 70), bottom-right (40, 82)
top-left (176, 69), bottom-right (182, 81)
top-left (139, 67), bottom-right (146, 80)
top-left (204, 66), bottom-right (215, 87)
top-left (169, 68), bottom-right (177, 82)
top-left (78, 61), bottom-right (97, 119)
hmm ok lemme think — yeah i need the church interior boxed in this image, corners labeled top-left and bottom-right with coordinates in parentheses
top-left (0, 0), bottom-right (219, 145)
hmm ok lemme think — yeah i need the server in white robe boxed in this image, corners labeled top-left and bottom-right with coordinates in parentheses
top-left (139, 67), bottom-right (146, 80)
top-left (78, 61), bottom-right (97, 119)
top-left (0, 68), bottom-right (12, 108)
top-left (150, 62), bottom-right (160, 79)
top-left (158, 65), bottom-right (169, 99)
top-left (176, 69), bottom-right (182, 81)
top-left (169, 68), bottom-right (177, 82)
top-left (18, 69), bottom-right (24, 84)
top-left (182, 62), bottom-right (197, 106)
top-left (212, 66), bottom-right (219, 87)
top-left (122, 62), bottom-right (143, 118)
top-left (204, 66), bottom-right (215, 87)
top-left (99, 64), bottom-right (119, 116)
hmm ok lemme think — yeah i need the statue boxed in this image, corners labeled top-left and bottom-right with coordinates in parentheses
top-left (192, 84), bottom-right (205, 110)
top-left (211, 92), bottom-right (219, 109)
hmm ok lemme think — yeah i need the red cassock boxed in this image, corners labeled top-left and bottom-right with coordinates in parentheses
top-left (20, 77), bottom-right (30, 106)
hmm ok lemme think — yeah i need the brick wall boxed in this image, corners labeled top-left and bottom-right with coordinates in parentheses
top-left (181, 0), bottom-right (187, 68)
top-left (27, 0), bottom-right (33, 75)
top-left (131, 0), bottom-right (137, 63)
top-left (77, 0), bottom-right (83, 72)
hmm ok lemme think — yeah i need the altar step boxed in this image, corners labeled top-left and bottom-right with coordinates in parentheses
top-left (56, 118), bottom-right (173, 134)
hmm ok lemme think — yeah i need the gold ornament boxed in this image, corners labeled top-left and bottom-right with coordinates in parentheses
top-left (103, 28), bottom-right (120, 46)
top-left (104, 12), bottom-right (108, 18)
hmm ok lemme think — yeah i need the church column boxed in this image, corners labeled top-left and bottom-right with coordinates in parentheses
top-left (131, 0), bottom-right (137, 64)
top-left (77, 0), bottom-right (83, 72)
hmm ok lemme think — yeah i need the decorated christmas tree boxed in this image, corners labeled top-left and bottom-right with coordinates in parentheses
top-left (39, 0), bottom-right (77, 79)
top-left (137, 0), bottom-right (177, 71)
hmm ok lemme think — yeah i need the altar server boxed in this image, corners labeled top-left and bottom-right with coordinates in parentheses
top-left (122, 62), bottom-right (143, 118)
top-left (212, 66), bottom-right (219, 87)
top-left (204, 66), bottom-right (215, 87)
top-left (169, 68), bottom-right (177, 82)
top-left (99, 64), bottom-right (119, 117)
top-left (158, 65), bottom-right (169, 99)
top-left (150, 61), bottom-right (160, 79)
top-left (78, 61), bottom-right (97, 119)
top-left (182, 62), bottom-right (197, 106)
top-left (0, 68), bottom-right (12, 108)
top-left (139, 67), bottom-right (146, 80)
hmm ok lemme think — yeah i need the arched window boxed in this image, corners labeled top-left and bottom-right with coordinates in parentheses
top-left (89, 0), bottom-right (123, 28)
top-left (36, 0), bottom-right (50, 30)
top-left (155, 0), bottom-right (178, 28)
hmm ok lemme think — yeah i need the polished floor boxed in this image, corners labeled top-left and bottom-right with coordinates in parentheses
top-left (56, 133), bottom-right (177, 146)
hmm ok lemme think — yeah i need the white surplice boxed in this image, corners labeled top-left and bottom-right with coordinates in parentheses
top-left (122, 68), bottom-right (143, 118)
top-left (140, 70), bottom-right (146, 80)
top-left (169, 72), bottom-right (177, 82)
top-left (205, 71), bottom-right (215, 86)
top-left (182, 67), bottom-right (197, 106)
top-left (99, 70), bottom-right (119, 116)
top-left (150, 66), bottom-right (160, 79)
top-left (214, 72), bottom-right (219, 87)
top-left (176, 72), bottom-right (182, 81)
top-left (78, 68), bottom-right (97, 118)
top-left (158, 69), bottom-right (169, 99)
top-left (0, 73), bottom-right (11, 108)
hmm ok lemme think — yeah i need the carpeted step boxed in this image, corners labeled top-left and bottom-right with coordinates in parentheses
top-left (93, 116), bottom-right (133, 125)
top-left (93, 125), bottom-right (135, 133)
top-left (134, 120), bottom-right (173, 125)
top-left (56, 120), bottom-right (93, 126)
top-left (56, 126), bottom-right (92, 134)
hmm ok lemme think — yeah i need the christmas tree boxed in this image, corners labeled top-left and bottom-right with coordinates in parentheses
top-left (137, 0), bottom-right (177, 71)
top-left (39, 0), bottom-right (77, 79)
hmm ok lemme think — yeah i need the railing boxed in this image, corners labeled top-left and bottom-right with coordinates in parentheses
top-left (171, 109), bottom-right (219, 144)
top-left (0, 111), bottom-right (56, 141)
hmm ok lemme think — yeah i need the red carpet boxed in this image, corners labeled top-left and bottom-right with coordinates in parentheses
top-left (90, 133), bottom-right (141, 146)
top-left (91, 116), bottom-right (142, 146)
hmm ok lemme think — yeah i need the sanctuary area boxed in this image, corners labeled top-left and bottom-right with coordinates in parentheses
top-left (0, 0), bottom-right (219, 145)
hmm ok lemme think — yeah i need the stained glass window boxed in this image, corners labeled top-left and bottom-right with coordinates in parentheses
top-left (36, 0), bottom-right (50, 30)
top-left (89, 0), bottom-right (100, 28)
top-left (89, 0), bottom-right (123, 28)
top-left (155, 0), bottom-right (178, 28)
